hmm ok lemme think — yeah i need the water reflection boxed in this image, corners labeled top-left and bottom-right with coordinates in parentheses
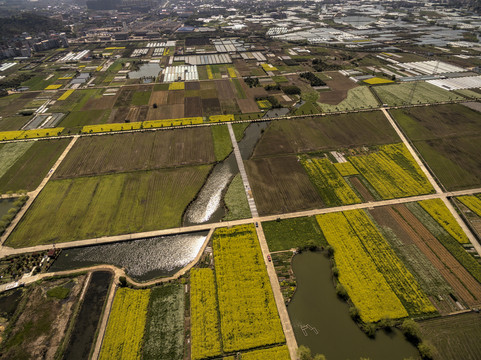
top-left (49, 232), bottom-right (207, 281)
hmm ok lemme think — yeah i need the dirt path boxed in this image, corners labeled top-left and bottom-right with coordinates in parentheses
top-left (0, 135), bottom-right (79, 246)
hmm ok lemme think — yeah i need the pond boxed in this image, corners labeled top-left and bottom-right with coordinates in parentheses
top-left (128, 63), bottom-right (162, 79)
top-left (49, 232), bottom-right (208, 282)
top-left (288, 251), bottom-right (419, 359)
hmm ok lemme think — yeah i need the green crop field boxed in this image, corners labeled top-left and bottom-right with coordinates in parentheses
top-left (7, 166), bottom-right (211, 247)
top-left (131, 90), bottom-right (152, 106)
top-left (263, 216), bottom-right (327, 251)
top-left (0, 142), bottom-right (34, 179)
top-left (211, 125), bottom-right (232, 161)
top-left (223, 174), bottom-right (251, 221)
top-left (374, 82), bottom-right (464, 106)
top-left (318, 86), bottom-right (379, 112)
top-left (0, 139), bottom-right (69, 193)
top-left (142, 285), bottom-right (185, 360)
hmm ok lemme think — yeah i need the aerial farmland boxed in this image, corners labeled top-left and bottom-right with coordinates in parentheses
top-left (0, 1), bottom-right (481, 359)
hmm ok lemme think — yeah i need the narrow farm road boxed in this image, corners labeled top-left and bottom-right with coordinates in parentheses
top-left (255, 223), bottom-right (298, 360)
top-left (0, 135), bottom-right (79, 246)
top-left (226, 123), bottom-right (259, 217)
top-left (381, 108), bottom-right (481, 256)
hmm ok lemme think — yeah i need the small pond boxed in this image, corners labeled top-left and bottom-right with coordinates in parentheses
top-left (49, 232), bottom-right (208, 281)
top-left (128, 63), bottom-right (162, 79)
top-left (0, 198), bottom-right (16, 218)
top-left (288, 251), bottom-right (419, 359)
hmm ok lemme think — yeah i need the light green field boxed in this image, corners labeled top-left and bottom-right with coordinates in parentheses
top-left (223, 174), bottom-right (251, 221)
top-left (0, 142), bottom-right (34, 179)
top-left (374, 82), bottom-right (465, 106)
top-left (318, 86), bottom-right (379, 112)
top-left (7, 166), bottom-right (211, 247)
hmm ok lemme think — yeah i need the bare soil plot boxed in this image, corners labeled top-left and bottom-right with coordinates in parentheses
top-left (0, 93), bottom-right (40, 116)
top-left (114, 87), bottom-right (136, 107)
top-left (392, 204), bottom-right (481, 307)
top-left (54, 128), bottom-right (216, 178)
top-left (253, 111), bottom-right (399, 157)
top-left (215, 79), bottom-right (236, 100)
top-left (185, 81), bottom-right (200, 90)
top-left (147, 104), bottom-right (184, 120)
top-left (350, 177), bottom-right (375, 202)
top-left (167, 90), bottom-right (185, 105)
top-left (82, 94), bottom-right (116, 110)
top-left (149, 91), bottom-right (169, 106)
top-left (317, 71), bottom-right (358, 105)
top-left (184, 97), bottom-right (203, 117)
top-left (232, 60), bottom-right (251, 77)
top-left (248, 86), bottom-right (268, 98)
top-left (123, 106), bottom-right (149, 123)
top-left (245, 156), bottom-right (323, 215)
top-left (220, 99), bottom-right (240, 114)
top-left (236, 98), bottom-right (259, 114)
top-left (202, 98), bottom-right (222, 116)
top-left (419, 312), bottom-right (481, 360)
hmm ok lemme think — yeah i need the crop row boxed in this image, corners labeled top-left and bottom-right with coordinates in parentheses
top-left (348, 143), bottom-right (433, 199)
top-left (209, 114), bottom-right (235, 122)
top-left (82, 117), bottom-right (203, 133)
top-left (242, 345), bottom-right (290, 360)
top-left (333, 161), bottom-right (359, 177)
top-left (316, 210), bottom-right (435, 322)
top-left (301, 157), bottom-right (361, 206)
top-left (190, 268), bottom-right (222, 360)
top-left (0, 128), bottom-right (64, 141)
top-left (212, 225), bottom-right (285, 352)
top-left (419, 199), bottom-right (470, 244)
top-left (99, 288), bottom-right (150, 360)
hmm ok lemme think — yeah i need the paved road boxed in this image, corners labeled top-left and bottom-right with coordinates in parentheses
top-left (0, 136), bottom-right (79, 246)
top-left (227, 123), bottom-right (259, 217)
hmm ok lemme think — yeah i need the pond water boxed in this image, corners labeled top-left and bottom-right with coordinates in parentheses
top-left (183, 121), bottom-right (269, 225)
top-left (0, 198), bottom-right (16, 218)
top-left (288, 251), bottom-right (419, 360)
top-left (128, 63), bottom-right (162, 79)
top-left (49, 232), bottom-right (207, 281)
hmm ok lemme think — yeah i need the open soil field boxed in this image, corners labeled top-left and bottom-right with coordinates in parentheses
top-left (245, 156), bottom-right (323, 215)
top-left (0, 138), bottom-right (69, 192)
top-left (54, 128), bottom-right (216, 178)
top-left (236, 98), bottom-right (259, 114)
top-left (318, 86), bottom-right (379, 111)
top-left (0, 92), bottom-right (41, 117)
top-left (147, 103), bottom-right (184, 120)
top-left (253, 111), bottom-right (399, 157)
top-left (149, 91), bottom-right (169, 106)
top-left (0, 276), bottom-right (86, 359)
top-left (167, 90), bottom-right (185, 105)
top-left (419, 312), bottom-right (481, 360)
top-left (184, 97), bottom-right (203, 117)
top-left (317, 71), bottom-right (358, 104)
top-left (185, 81), bottom-right (200, 90)
top-left (82, 93), bottom-right (117, 110)
top-left (215, 79), bottom-right (236, 100)
top-left (7, 166), bottom-right (211, 247)
top-left (202, 98), bottom-right (222, 116)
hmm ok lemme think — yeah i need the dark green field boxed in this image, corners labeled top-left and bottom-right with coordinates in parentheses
top-left (392, 104), bottom-right (481, 190)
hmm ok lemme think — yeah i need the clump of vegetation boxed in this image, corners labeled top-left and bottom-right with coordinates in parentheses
top-left (300, 72), bottom-right (326, 87)
top-left (282, 85), bottom-right (301, 95)
top-left (244, 77), bottom-right (259, 88)
top-left (46, 286), bottom-right (70, 300)
top-left (297, 345), bottom-right (326, 360)
top-left (0, 195), bottom-right (28, 236)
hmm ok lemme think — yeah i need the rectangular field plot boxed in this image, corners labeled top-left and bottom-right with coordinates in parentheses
top-left (99, 288), bottom-right (150, 360)
top-left (245, 156), bottom-right (323, 216)
top-left (419, 313), bottom-right (481, 360)
top-left (318, 86), bottom-right (379, 112)
top-left (212, 225), bottom-right (285, 352)
top-left (253, 112), bottom-right (399, 158)
top-left (7, 166), bottom-right (211, 247)
top-left (0, 139), bottom-right (69, 193)
top-left (392, 105), bottom-right (481, 190)
top-left (374, 82), bottom-right (465, 106)
top-left (348, 143), bottom-right (434, 199)
top-left (317, 210), bottom-right (436, 323)
top-left (54, 128), bottom-right (216, 179)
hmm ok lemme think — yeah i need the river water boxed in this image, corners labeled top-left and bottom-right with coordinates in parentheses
top-left (183, 121), bottom-right (269, 225)
top-left (288, 251), bottom-right (419, 359)
top-left (49, 232), bottom-right (208, 282)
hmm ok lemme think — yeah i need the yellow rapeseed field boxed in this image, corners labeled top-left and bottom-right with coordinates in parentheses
top-left (261, 63), bottom-right (278, 72)
top-left (458, 195), bottom-right (481, 217)
top-left (256, 100), bottom-right (271, 109)
top-left (57, 90), bottom-right (74, 101)
top-left (317, 210), bottom-right (435, 322)
top-left (227, 67), bottom-right (237, 78)
top-left (0, 128), bottom-right (64, 141)
top-left (419, 199), bottom-right (470, 244)
top-left (190, 268), bottom-right (222, 360)
top-left (82, 122), bottom-right (142, 133)
top-left (45, 84), bottom-right (62, 90)
top-left (334, 161), bottom-right (359, 177)
top-left (168, 82), bottom-right (185, 90)
top-left (364, 77), bottom-right (395, 85)
top-left (209, 114), bottom-right (234, 122)
top-left (99, 288), bottom-right (150, 360)
top-left (206, 65), bottom-right (214, 79)
top-left (242, 345), bottom-right (290, 360)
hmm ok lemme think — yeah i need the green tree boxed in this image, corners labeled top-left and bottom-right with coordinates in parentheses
top-left (297, 345), bottom-right (327, 360)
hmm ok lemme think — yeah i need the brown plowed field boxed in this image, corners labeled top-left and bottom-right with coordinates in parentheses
top-left (146, 104), bottom-right (184, 120)
top-left (202, 98), bottom-right (221, 116)
top-left (54, 127), bottom-right (216, 178)
top-left (253, 112), bottom-right (400, 157)
top-left (350, 177), bottom-right (375, 202)
top-left (245, 156), bottom-right (323, 216)
top-left (236, 98), bottom-right (259, 114)
top-left (393, 205), bottom-right (481, 307)
top-left (184, 97), bottom-right (203, 117)
top-left (248, 86), bottom-right (268, 98)
top-left (318, 71), bottom-right (358, 105)
top-left (185, 81), bottom-right (200, 90)
top-left (82, 95), bottom-right (116, 110)
top-left (167, 90), bottom-right (185, 105)
top-left (149, 91), bottom-right (169, 106)
top-left (215, 79), bottom-right (236, 100)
